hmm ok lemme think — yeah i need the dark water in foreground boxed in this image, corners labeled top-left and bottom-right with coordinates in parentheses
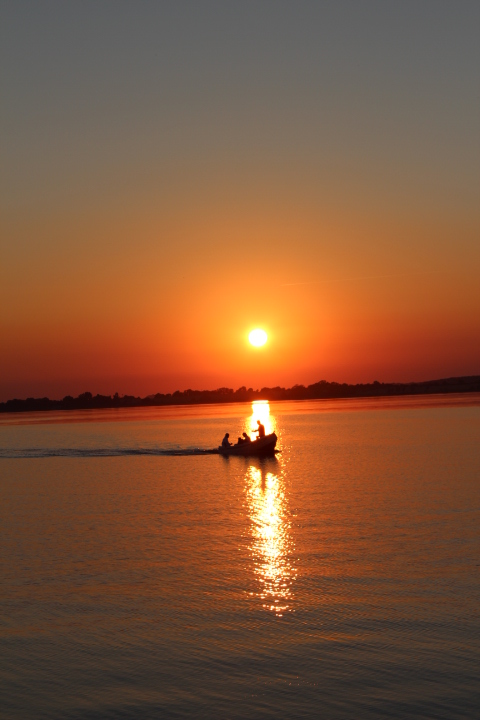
top-left (1, 395), bottom-right (479, 719)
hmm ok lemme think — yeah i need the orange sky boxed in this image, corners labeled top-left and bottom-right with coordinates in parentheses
top-left (1, 3), bottom-right (479, 400)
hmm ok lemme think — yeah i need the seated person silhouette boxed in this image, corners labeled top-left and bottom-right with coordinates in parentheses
top-left (221, 432), bottom-right (232, 448)
top-left (236, 436), bottom-right (245, 445)
top-left (242, 432), bottom-right (252, 443)
top-left (253, 420), bottom-right (265, 439)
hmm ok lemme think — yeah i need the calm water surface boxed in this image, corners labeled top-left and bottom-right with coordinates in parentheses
top-left (1, 395), bottom-right (479, 719)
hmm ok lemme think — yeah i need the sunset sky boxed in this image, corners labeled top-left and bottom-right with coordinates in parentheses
top-left (1, 1), bottom-right (479, 401)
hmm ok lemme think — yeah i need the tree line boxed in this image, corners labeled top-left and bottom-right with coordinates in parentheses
top-left (1, 375), bottom-right (479, 413)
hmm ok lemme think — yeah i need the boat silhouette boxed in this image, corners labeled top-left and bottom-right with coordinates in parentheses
top-left (218, 432), bottom-right (278, 457)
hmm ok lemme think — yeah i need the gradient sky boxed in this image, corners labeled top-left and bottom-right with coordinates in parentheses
top-left (1, 1), bottom-right (479, 400)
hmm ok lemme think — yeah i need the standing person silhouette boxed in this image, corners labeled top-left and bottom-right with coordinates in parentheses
top-left (253, 420), bottom-right (265, 438)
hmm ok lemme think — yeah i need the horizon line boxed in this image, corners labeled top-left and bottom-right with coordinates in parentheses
top-left (1, 373), bottom-right (479, 407)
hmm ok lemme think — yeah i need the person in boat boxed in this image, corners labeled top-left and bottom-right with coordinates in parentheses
top-left (242, 432), bottom-right (252, 443)
top-left (236, 436), bottom-right (245, 445)
top-left (253, 420), bottom-right (266, 439)
top-left (221, 432), bottom-right (232, 448)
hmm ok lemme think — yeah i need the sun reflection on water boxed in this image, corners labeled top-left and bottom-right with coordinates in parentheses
top-left (244, 402), bottom-right (295, 616)
top-left (245, 400), bottom-right (274, 439)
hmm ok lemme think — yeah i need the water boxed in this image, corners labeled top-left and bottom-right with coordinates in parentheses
top-left (1, 395), bottom-right (479, 719)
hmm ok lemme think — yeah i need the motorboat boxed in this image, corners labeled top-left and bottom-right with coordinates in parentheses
top-left (218, 432), bottom-right (278, 457)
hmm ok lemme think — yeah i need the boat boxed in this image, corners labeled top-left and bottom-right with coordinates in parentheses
top-left (218, 432), bottom-right (278, 457)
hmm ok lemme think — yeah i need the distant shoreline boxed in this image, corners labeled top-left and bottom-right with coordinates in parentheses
top-left (1, 375), bottom-right (479, 414)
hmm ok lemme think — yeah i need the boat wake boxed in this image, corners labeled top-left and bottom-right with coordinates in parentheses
top-left (0, 447), bottom-right (220, 459)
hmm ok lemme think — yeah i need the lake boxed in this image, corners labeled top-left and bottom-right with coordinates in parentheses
top-left (1, 395), bottom-right (479, 719)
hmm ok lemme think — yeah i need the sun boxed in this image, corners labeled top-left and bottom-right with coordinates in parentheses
top-left (249, 328), bottom-right (268, 347)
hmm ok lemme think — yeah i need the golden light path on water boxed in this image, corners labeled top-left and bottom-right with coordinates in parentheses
top-left (244, 401), bottom-right (296, 616)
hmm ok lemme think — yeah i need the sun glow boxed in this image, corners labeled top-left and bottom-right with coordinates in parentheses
top-left (249, 328), bottom-right (268, 347)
